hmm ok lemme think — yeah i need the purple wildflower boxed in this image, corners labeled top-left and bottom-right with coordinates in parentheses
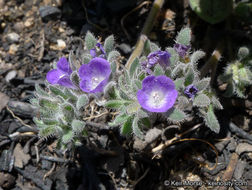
top-left (46, 57), bottom-right (75, 89)
top-left (137, 75), bottom-right (178, 112)
top-left (184, 84), bottom-right (198, 98)
top-left (174, 43), bottom-right (190, 57)
top-left (90, 43), bottom-right (106, 58)
top-left (79, 57), bottom-right (111, 93)
top-left (147, 50), bottom-right (171, 68)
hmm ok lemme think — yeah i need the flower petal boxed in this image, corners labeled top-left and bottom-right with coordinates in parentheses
top-left (57, 57), bottom-right (72, 75)
top-left (79, 57), bottom-right (111, 93)
top-left (46, 69), bottom-right (62, 84)
top-left (137, 75), bottom-right (178, 112)
top-left (90, 48), bottom-right (96, 58)
top-left (57, 75), bottom-right (76, 89)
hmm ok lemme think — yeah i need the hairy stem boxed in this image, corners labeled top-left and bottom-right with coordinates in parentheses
top-left (125, 0), bottom-right (165, 69)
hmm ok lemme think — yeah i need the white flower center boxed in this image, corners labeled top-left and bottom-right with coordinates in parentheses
top-left (148, 90), bottom-right (166, 108)
top-left (90, 76), bottom-right (105, 90)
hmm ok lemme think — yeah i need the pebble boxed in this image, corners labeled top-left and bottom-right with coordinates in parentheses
top-left (50, 39), bottom-right (66, 50)
top-left (6, 32), bottom-right (20, 43)
top-left (117, 43), bottom-right (132, 55)
top-left (13, 22), bottom-right (24, 32)
top-left (39, 6), bottom-right (61, 22)
top-left (24, 18), bottom-right (34, 27)
top-left (8, 44), bottom-right (19, 55)
top-left (5, 70), bottom-right (17, 82)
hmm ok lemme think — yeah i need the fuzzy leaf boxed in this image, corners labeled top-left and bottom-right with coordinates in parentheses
top-left (143, 39), bottom-right (151, 56)
top-left (133, 79), bottom-right (142, 89)
top-left (176, 27), bottom-right (191, 46)
top-left (174, 78), bottom-right (185, 91)
top-left (193, 94), bottom-right (211, 107)
top-left (61, 103), bottom-right (74, 122)
top-left (177, 96), bottom-right (190, 110)
top-left (194, 78), bottom-right (210, 91)
top-left (166, 47), bottom-right (179, 68)
top-left (223, 82), bottom-right (235, 97)
top-left (119, 89), bottom-right (131, 100)
top-left (62, 130), bottom-right (73, 144)
top-left (167, 108), bottom-right (187, 123)
top-left (104, 100), bottom-right (132, 109)
top-left (108, 50), bottom-right (120, 63)
top-left (76, 94), bottom-right (89, 110)
top-left (72, 119), bottom-right (86, 133)
top-left (154, 64), bottom-right (165, 76)
top-left (84, 31), bottom-right (97, 50)
top-left (150, 42), bottom-right (160, 52)
top-left (184, 66), bottom-right (195, 86)
top-left (132, 117), bottom-right (144, 139)
top-left (39, 98), bottom-right (58, 110)
top-left (70, 71), bottom-right (80, 86)
top-left (204, 105), bottom-right (220, 133)
top-left (126, 101), bottom-right (141, 114)
top-left (104, 35), bottom-right (114, 55)
top-left (121, 116), bottom-right (133, 135)
top-left (110, 61), bottom-right (117, 73)
top-left (211, 96), bottom-right (223, 110)
top-left (238, 47), bottom-right (249, 60)
top-left (189, 0), bottom-right (233, 24)
top-left (82, 54), bottom-right (92, 64)
top-left (39, 125), bottom-right (56, 137)
top-left (171, 63), bottom-right (184, 78)
top-left (137, 109), bottom-right (148, 119)
top-left (190, 50), bottom-right (205, 66)
top-left (130, 57), bottom-right (140, 77)
top-left (104, 81), bottom-right (117, 99)
top-left (64, 89), bottom-right (78, 102)
top-left (49, 85), bottom-right (67, 99)
top-left (109, 114), bottom-right (130, 126)
top-left (35, 84), bottom-right (47, 96)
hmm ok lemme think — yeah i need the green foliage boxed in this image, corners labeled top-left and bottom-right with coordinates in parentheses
top-left (167, 108), bottom-right (188, 123)
top-left (176, 27), bottom-right (191, 46)
top-left (193, 94), bottom-right (211, 107)
top-left (104, 35), bottom-right (115, 55)
top-left (204, 105), bottom-right (220, 133)
top-left (84, 31), bottom-right (97, 50)
top-left (189, 0), bottom-right (233, 24)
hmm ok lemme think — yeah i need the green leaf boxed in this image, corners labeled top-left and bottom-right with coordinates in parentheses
top-left (64, 89), bottom-right (78, 102)
top-left (189, 0), bottom-right (233, 24)
top-left (193, 94), bottom-right (211, 107)
top-left (190, 50), bottom-right (205, 66)
top-left (49, 85), bottom-right (67, 99)
top-left (110, 61), bottom-right (117, 73)
top-left (107, 50), bottom-right (120, 63)
top-left (39, 98), bottom-right (59, 110)
top-left (120, 116), bottom-right (133, 135)
top-left (223, 82), bottom-right (235, 97)
top-left (184, 66), bottom-right (195, 86)
top-left (62, 130), bottom-right (73, 144)
top-left (171, 63), bottom-right (184, 78)
top-left (166, 47), bottom-right (179, 68)
top-left (76, 94), bottom-right (89, 110)
top-left (204, 105), bottom-right (220, 133)
top-left (137, 109), bottom-right (148, 119)
top-left (154, 64), bottom-right (165, 76)
top-left (167, 108), bottom-right (187, 123)
top-left (104, 35), bottom-right (114, 55)
top-left (70, 71), bottom-right (80, 87)
top-left (104, 100), bottom-right (132, 109)
top-left (177, 96), bottom-right (190, 110)
top-left (71, 119), bottom-right (86, 133)
top-left (237, 47), bottom-right (249, 60)
top-left (84, 31), bottom-right (97, 50)
top-left (61, 103), bottom-right (74, 122)
top-left (176, 27), bottom-right (191, 46)
top-left (132, 117), bottom-right (144, 139)
top-left (150, 42), bottom-right (160, 52)
top-left (39, 125), bottom-right (56, 137)
top-left (133, 79), bottom-right (142, 90)
top-left (104, 81), bottom-right (117, 99)
top-left (35, 84), bottom-right (47, 96)
top-left (174, 78), bottom-right (185, 91)
top-left (130, 57), bottom-right (140, 77)
top-left (126, 101), bottom-right (141, 114)
top-left (211, 96), bottom-right (223, 110)
top-left (194, 78), bottom-right (210, 91)
top-left (109, 114), bottom-right (130, 126)
top-left (82, 54), bottom-right (92, 64)
top-left (143, 39), bottom-right (151, 56)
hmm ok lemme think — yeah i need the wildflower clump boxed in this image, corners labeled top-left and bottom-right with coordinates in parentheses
top-left (31, 28), bottom-right (224, 149)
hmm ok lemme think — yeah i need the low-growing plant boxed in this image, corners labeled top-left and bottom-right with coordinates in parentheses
top-left (31, 28), bottom-right (223, 149)
top-left (218, 47), bottom-right (252, 98)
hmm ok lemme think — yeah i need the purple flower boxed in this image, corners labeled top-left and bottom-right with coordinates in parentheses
top-left (46, 57), bottom-right (75, 89)
top-left (174, 43), bottom-right (190, 57)
top-left (184, 84), bottom-right (198, 98)
top-left (147, 50), bottom-right (171, 68)
top-left (79, 57), bottom-right (111, 93)
top-left (137, 75), bottom-right (178, 112)
top-left (90, 43), bottom-right (106, 58)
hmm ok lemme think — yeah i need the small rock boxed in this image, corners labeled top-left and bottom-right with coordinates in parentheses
top-left (0, 0), bottom-right (4, 7)
top-left (6, 32), bottom-right (20, 43)
top-left (0, 92), bottom-right (9, 112)
top-left (13, 22), bottom-right (24, 32)
top-left (8, 44), bottom-right (19, 55)
top-left (234, 160), bottom-right (246, 180)
top-left (50, 39), bottom-right (66, 50)
top-left (24, 18), bottom-right (34, 27)
top-left (39, 6), bottom-right (61, 22)
top-left (117, 43), bottom-right (132, 55)
top-left (13, 143), bottom-right (31, 168)
top-left (145, 128), bottom-right (162, 144)
top-left (0, 172), bottom-right (16, 189)
top-left (236, 143), bottom-right (252, 155)
top-left (5, 70), bottom-right (17, 82)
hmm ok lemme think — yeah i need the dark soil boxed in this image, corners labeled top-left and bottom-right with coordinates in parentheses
top-left (1, 0), bottom-right (252, 190)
